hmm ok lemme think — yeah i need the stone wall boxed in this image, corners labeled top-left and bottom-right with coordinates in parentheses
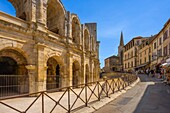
top-left (0, 0), bottom-right (100, 94)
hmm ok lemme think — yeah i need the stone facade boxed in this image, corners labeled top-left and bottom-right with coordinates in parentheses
top-left (0, 0), bottom-right (100, 94)
top-left (104, 55), bottom-right (120, 72)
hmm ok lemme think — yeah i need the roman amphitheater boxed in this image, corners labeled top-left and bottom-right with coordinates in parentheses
top-left (0, 0), bottom-right (100, 95)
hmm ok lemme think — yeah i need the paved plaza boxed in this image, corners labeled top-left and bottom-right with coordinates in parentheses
top-left (94, 74), bottom-right (170, 113)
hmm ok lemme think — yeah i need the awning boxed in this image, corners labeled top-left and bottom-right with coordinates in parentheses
top-left (161, 62), bottom-right (170, 67)
top-left (135, 63), bottom-right (149, 68)
top-left (166, 58), bottom-right (170, 63)
top-left (160, 58), bottom-right (170, 67)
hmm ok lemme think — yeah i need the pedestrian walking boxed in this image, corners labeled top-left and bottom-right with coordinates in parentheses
top-left (146, 68), bottom-right (149, 76)
top-left (150, 69), bottom-right (155, 77)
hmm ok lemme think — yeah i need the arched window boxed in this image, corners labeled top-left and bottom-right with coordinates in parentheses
top-left (72, 61), bottom-right (80, 87)
top-left (0, 0), bottom-right (28, 21)
top-left (0, 49), bottom-right (28, 97)
top-left (47, 57), bottom-right (61, 90)
top-left (47, 0), bottom-right (65, 36)
top-left (72, 17), bottom-right (81, 44)
top-left (0, 1), bottom-right (16, 16)
top-left (84, 29), bottom-right (90, 50)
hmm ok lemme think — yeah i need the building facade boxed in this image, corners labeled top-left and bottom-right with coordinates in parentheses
top-left (123, 19), bottom-right (170, 72)
top-left (150, 19), bottom-right (170, 71)
top-left (104, 55), bottom-right (120, 72)
top-left (0, 0), bottom-right (100, 95)
top-left (137, 39), bottom-right (149, 69)
top-left (124, 37), bottom-right (146, 72)
top-left (136, 36), bottom-right (154, 71)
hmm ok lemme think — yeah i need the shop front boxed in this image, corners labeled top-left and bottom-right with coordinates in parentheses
top-left (160, 58), bottom-right (170, 84)
top-left (135, 62), bottom-right (149, 74)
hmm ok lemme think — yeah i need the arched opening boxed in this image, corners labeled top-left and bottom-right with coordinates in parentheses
top-left (0, 49), bottom-right (28, 97)
top-left (112, 67), bottom-right (116, 71)
top-left (47, 0), bottom-right (65, 36)
top-left (84, 29), bottom-right (90, 51)
top-left (46, 57), bottom-right (61, 90)
top-left (1, 0), bottom-right (28, 21)
top-left (0, 57), bottom-right (17, 75)
top-left (0, 1), bottom-right (16, 16)
top-left (72, 17), bottom-right (81, 44)
top-left (18, 12), bottom-right (26, 20)
top-left (72, 61), bottom-right (80, 87)
top-left (85, 64), bottom-right (90, 84)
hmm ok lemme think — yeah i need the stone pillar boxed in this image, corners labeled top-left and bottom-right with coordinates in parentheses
top-left (78, 68), bottom-right (82, 85)
top-left (96, 41), bottom-right (100, 59)
top-left (35, 0), bottom-right (46, 33)
top-left (30, 0), bottom-right (37, 22)
top-left (81, 54), bottom-right (85, 84)
top-left (36, 43), bottom-right (46, 92)
top-left (25, 65), bottom-right (36, 94)
top-left (61, 75), bottom-right (67, 87)
top-left (69, 61), bottom-right (73, 86)
top-left (44, 66), bottom-right (48, 90)
top-left (89, 58), bottom-right (92, 83)
top-left (66, 11), bottom-right (72, 43)
top-left (58, 65), bottom-right (64, 87)
top-left (93, 66), bottom-right (96, 82)
top-left (37, 0), bottom-right (43, 23)
top-left (65, 53), bottom-right (72, 86)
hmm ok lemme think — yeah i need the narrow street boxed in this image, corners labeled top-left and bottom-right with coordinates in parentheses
top-left (94, 74), bottom-right (170, 113)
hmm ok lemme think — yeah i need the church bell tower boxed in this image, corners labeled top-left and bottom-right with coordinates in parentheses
top-left (118, 31), bottom-right (124, 71)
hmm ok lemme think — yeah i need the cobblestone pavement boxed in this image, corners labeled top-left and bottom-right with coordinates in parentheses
top-left (94, 74), bottom-right (170, 113)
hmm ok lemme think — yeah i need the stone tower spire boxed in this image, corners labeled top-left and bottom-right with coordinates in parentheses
top-left (119, 31), bottom-right (124, 46)
top-left (118, 31), bottom-right (124, 71)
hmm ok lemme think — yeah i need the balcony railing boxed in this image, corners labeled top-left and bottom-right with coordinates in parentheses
top-left (0, 74), bottom-right (137, 113)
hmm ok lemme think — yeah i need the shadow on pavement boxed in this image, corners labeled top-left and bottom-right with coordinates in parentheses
top-left (134, 74), bottom-right (170, 113)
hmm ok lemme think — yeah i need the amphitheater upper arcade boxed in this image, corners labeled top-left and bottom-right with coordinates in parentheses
top-left (0, 0), bottom-right (100, 94)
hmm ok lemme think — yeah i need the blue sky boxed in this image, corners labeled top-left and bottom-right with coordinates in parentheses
top-left (0, 0), bottom-right (170, 68)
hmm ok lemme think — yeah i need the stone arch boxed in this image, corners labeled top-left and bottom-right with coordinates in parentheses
top-left (0, 45), bottom-right (31, 64)
top-left (47, 0), bottom-right (66, 36)
top-left (71, 15), bottom-right (81, 44)
top-left (46, 55), bottom-right (64, 90)
top-left (72, 60), bottom-right (81, 87)
top-left (0, 49), bottom-right (27, 65)
top-left (84, 28), bottom-right (90, 51)
top-left (85, 64), bottom-right (90, 84)
top-left (0, 48), bottom-right (29, 96)
top-left (0, 1), bottom-right (16, 16)
top-left (7, 0), bottom-right (28, 20)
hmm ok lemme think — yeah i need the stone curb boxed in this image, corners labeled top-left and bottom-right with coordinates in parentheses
top-left (73, 77), bottom-right (140, 113)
